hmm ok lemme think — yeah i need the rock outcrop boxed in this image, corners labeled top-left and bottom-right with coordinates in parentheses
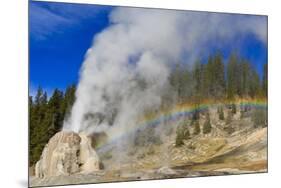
top-left (35, 131), bottom-right (100, 178)
top-left (79, 132), bottom-right (100, 173)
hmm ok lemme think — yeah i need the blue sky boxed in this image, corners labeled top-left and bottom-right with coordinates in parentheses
top-left (29, 1), bottom-right (112, 96)
top-left (29, 1), bottom-right (267, 97)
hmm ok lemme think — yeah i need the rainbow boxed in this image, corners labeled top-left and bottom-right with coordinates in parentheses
top-left (96, 99), bottom-right (267, 152)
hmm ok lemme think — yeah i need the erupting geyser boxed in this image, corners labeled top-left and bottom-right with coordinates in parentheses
top-left (62, 7), bottom-right (267, 140)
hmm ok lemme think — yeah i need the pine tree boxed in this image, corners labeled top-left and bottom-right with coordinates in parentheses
top-left (217, 106), bottom-right (224, 120)
top-left (192, 60), bottom-right (204, 120)
top-left (240, 60), bottom-right (251, 97)
top-left (175, 122), bottom-right (190, 147)
top-left (170, 63), bottom-right (185, 102)
top-left (47, 89), bottom-right (64, 132)
top-left (205, 56), bottom-right (214, 98)
top-left (29, 87), bottom-right (48, 165)
top-left (225, 109), bottom-right (231, 124)
top-left (34, 86), bottom-right (43, 105)
top-left (203, 113), bottom-right (212, 134)
top-left (262, 63), bottom-right (268, 97)
top-left (252, 109), bottom-right (267, 128)
top-left (181, 67), bottom-right (193, 101)
top-left (193, 120), bottom-right (201, 135)
top-left (62, 85), bottom-right (76, 118)
top-left (213, 52), bottom-right (226, 99)
top-left (227, 53), bottom-right (239, 99)
top-left (29, 96), bottom-right (35, 165)
top-left (193, 60), bottom-right (204, 95)
top-left (29, 87), bottom-right (65, 166)
top-left (231, 103), bottom-right (237, 114)
top-left (249, 68), bottom-right (261, 98)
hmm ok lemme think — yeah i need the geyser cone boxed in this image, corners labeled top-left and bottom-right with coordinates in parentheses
top-left (35, 131), bottom-right (101, 178)
top-left (79, 132), bottom-right (101, 173)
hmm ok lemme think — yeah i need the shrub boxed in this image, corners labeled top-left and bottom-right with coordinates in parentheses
top-left (240, 109), bottom-right (245, 119)
top-left (193, 120), bottom-right (201, 135)
top-left (240, 105), bottom-right (252, 119)
top-left (192, 110), bottom-right (200, 121)
top-left (217, 106), bottom-right (224, 120)
top-left (231, 103), bottom-right (237, 114)
top-left (175, 122), bottom-right (190, 147)
top-left (226, 110), bottom-right (233, 124)
top-left (146, 146), bottom-right (155, 155)
top-left (137, 153), bottom-right (146, 159)
top-left (252, 108), bottom-right (267, 128)
top-left (188, 144), bottom-right (196, 150)
top-left (203, 113), bottom-right (212, 134)
top-left (223, 126), bottom-right (235, 135)
top-left (134, 126), bottom-right (163, 147)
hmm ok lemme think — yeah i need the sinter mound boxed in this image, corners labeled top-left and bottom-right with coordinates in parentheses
top-left (35, 131), bottom-right (100, 178)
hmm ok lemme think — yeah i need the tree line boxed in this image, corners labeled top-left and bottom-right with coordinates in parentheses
top-left (29, 85), bottom-right (76, 166)
top-left (170, 52), bottom-right (267, 104)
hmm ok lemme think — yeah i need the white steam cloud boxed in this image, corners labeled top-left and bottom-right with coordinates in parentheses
top-left (63, 7), bottom-right (267, 138)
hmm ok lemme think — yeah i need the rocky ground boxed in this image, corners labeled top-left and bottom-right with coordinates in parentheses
top-left (30, 106), bottom-right (267, 187)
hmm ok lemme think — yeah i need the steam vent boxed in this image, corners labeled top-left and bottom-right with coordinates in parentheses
top-left (35, 131), bottom-right (100, 178)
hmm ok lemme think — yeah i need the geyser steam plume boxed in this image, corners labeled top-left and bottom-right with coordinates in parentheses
top-left (63, 7), bottom-right (267, 138)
